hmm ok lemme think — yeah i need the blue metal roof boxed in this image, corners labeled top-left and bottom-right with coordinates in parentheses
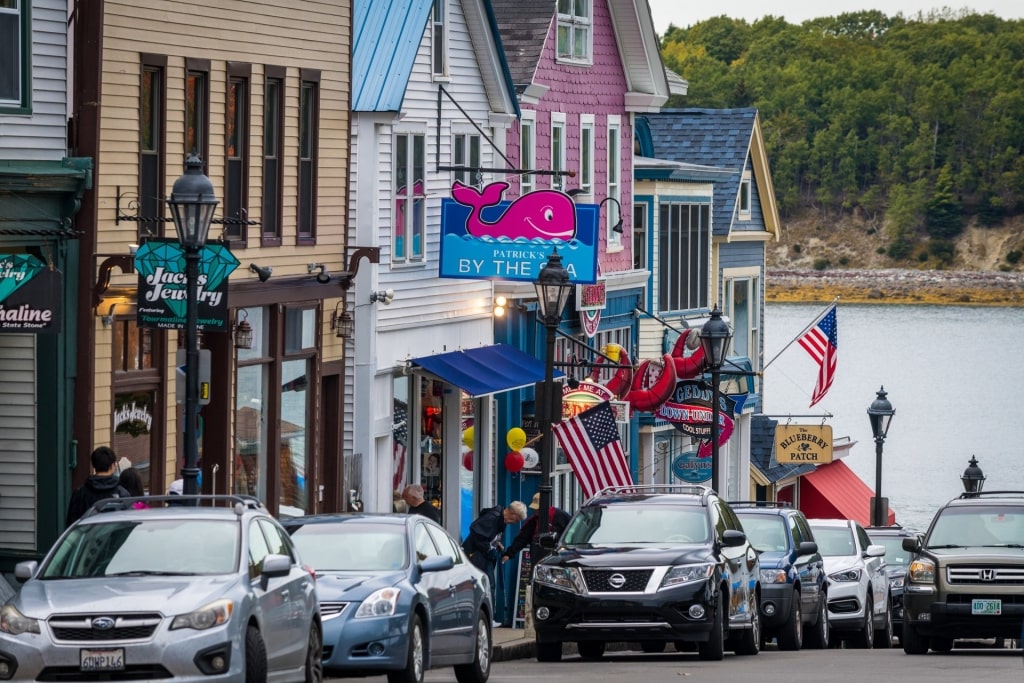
top-left (750, 415), bottom-right (815, 484)
top-left (642, 108), bottom-right (757, 235)
top-left (352, 0), bottom-right (434, 112)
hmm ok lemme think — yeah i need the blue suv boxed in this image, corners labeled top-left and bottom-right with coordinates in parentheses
top-left (731, 502), bottom-right (828, 650)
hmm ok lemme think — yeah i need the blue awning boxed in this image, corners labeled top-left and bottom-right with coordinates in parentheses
top-left (408, 344), bottom-right (564, 397)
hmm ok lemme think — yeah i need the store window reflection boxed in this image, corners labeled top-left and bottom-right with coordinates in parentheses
top-left (421, 378), bottom-right (443, 511)
top-left (112, 390), bottom-right (156, 493)
top-left (234, 307), bottom-right (268, 501)
top-left (280, 358), bottom-right (309, 514)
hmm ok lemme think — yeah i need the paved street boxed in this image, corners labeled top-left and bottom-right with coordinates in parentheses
top-left (332, 642), bottom-right (1024, 682)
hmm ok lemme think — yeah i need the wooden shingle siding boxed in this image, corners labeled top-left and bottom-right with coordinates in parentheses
top-left (0, 0), bottom-right (67, 159)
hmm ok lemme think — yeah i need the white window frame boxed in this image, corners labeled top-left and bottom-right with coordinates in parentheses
top-left (723, 269), bottom-right (760, 372)
top-left (431, 0), bottom-right (448, 78)
top-left (0, 0), bottom-right (26, 110)
top-left (738, 171), bottom-right (752, 219)
top-left (632, 200), bottom-right (648, 271)
top-left (657, 200), bottom-right (711, 313)
top-left (555, 0), bottom-right (592, 64)
top-left (452, 130), bottom-right (482, 186)
top-left (520, 111), bottom-right (536, 195)
top-left (551, 112), bottom-right (566, 191)
top-left (393, 131), bottom-right (427, 264)
top-left (579, 114), bottom-right (594, 197)
top-left (606, 115), bottom-right (622, 248)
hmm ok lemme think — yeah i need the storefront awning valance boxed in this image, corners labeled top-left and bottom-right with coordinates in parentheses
top-left (409, 344), bottom-right (564, 397)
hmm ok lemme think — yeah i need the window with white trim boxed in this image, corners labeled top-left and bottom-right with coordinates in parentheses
top-left (739, 171), bottom-right (751, 218)
top-left (453, 133), bottom-right (481, 185)
top-left (579, 114), bottom-right (594, 197)
top-left (0, 0), bottom-right (27, 111)
top-left (432, 0), bottom-right (448, 77)
top-left (556, 0), bottom-right (591, 63)
top-left (724, 274), bottom-right (759, 371)
top-left (607, 117), bottom-right (622, 247)
top-left (551, 113), bottom-right (566, 191)
top-left (658, 202), bottom-right (711, 312)
top-left (520, 113), bottom-right (536, 195)
top-left (394, 133), bottom-right (426, 263)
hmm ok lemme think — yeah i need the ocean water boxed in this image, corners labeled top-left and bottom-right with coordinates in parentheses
top-left (763, 302), bottom-right (1024, 532)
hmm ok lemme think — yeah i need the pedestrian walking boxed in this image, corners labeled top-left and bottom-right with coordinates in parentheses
top-left (118, 467), bottom-right (149, 509)
top-left (65, 446), bottom-right (130, 525)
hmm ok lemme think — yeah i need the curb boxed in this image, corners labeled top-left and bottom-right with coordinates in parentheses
top-left (494, 639), bottom-right (633, 662)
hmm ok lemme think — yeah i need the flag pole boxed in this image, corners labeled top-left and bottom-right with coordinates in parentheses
top-left (764, 296), bottom-right (839, 370)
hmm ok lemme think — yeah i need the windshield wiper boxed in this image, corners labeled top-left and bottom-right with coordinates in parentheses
top-left (107, 570), bottom-right (196, 576)
top-left (926, 544), bottom-right (964, 549)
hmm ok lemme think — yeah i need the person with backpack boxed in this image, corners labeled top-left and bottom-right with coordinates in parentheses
top-left (501, 492), bottom-right (571, 564)
top-left (65, 446), bottom-right (130, 525)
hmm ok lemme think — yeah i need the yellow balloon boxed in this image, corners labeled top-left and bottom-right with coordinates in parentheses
top-left (462, 426), bottom-right (475, 449)
top-left (507, 427), bottom-right (527, 451)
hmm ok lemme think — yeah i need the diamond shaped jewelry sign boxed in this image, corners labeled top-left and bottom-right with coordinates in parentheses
top-left (0, 254), bottom-right (63, 334)
top-left (134, 238), bottom-right (239, 331)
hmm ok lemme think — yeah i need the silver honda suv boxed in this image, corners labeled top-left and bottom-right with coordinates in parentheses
top-left (0, 495), bottom-right (322, 682)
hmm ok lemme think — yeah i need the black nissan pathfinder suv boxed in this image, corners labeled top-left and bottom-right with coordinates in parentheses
top-left (531, 485), bottom-right (761, 662)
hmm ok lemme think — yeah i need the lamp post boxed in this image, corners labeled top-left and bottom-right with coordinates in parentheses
top-left (699, 306), bottom-right (732, 494)
top-left (961, 456), bottom-right (986, 496)
top-left (168, 155), bottom-right (218, 496)
top-left (533, 249), bottom-right (571, 541)
top-left (867, 386), bottom-right (895, 526)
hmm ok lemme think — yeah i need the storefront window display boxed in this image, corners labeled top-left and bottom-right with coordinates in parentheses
top-left (112, 317), bottom-right (164, 494)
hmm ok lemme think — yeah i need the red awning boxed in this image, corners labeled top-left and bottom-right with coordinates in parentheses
top-left (799, 459), bottom-right (896, 527)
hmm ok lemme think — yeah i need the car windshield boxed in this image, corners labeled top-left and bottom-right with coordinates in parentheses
top-left (810, 525), bottom-right (856, 557)
top-left (869, 535), bottom-right (914, 566)
top-left (287, 522), bottom-right (408, 570)
top-left (737, 515), bottom-right (789, 553)
top-left (927, 505), bottom-right (1024, 548)
top-left (41, 519), bottom-right (239, 578)
top-left (561, 505), bottom-right (709, 546)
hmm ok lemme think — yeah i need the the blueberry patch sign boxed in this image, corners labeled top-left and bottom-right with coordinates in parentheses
top-left (439, 181), bottom-right (599, 283)
top-left (0, 254), bottom-right (62, 334)
top-left (134, 238), bottom-right (239, 331)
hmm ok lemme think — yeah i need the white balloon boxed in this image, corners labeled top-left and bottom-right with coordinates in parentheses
top-left (521, 447), bottom-right (540, 469)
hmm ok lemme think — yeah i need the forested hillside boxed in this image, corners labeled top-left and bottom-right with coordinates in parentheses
top-left (660, 10), bottom-right (1024, 269)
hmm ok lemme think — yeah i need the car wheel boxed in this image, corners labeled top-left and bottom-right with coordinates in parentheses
top-left (930, 637), bottom-right (954, 653)
top-left (536, 639), bottom-right (562, 663)
top-left (304, 622), bottom-right (324, 683)
top-left (902, 620), bottom-right (929, 655)
top-left (776, 590), bottom-right (803, 651)
top-left (454, 613), bottom-right (491, 683)
top-left (697, 595), bottom-right (725, 661)
top-left (640, 641), bottom-right (666, 653)
top-left (577, 641), bottom-right (606, 660)
top-left (805, 593), bottom-right (829, 650)
top-left (849, 596), bottom-right (874, 649)
top-left (245, 625), bottom-right (268, 683)
top-left (388, 615), bottom-right (425, 683)
top-left (733, 593), bottom-right (761, 655)
top-left (874, 598), bottom-right (893, 649)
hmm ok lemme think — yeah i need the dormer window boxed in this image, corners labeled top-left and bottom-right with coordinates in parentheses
top-left (556, 0), bottom-right (591, 64)
top-left (739, 172), bottom-right (752, 219)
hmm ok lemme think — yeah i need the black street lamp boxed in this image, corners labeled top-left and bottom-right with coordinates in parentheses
top-left (168, 155), bottom-right (217, 497)
top-left (699, 306), bottom-right (732, 494)
top-left (867, 386), bottom-right (895, 526)
top-left (961, 456), bottom-right (986, 496)
top-left (534, 249), bottom-right (571, 540)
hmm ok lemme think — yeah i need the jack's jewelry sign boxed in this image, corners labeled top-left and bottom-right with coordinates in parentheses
top-left (0, 254), bottom-right (62, 334)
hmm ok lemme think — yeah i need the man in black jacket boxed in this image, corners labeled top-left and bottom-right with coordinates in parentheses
top-left (462, 501), bottom-right (527, 572)
top-left (501, 492), bottom-right (571, 564)
top-left (66, 446), bottom-right (130, 525)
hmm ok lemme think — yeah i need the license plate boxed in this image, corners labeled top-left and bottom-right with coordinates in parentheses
top-left (80, 648), bottom-right (125, 672)
top-left (971, 599), bottom-right (1002, 616)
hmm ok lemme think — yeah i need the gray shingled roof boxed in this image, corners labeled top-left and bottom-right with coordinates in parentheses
top-left (643, 108), bottom-right (758, 236)
top-left (491, 0), bottom-right (555, 92)
top-left (750, 415), bottom-right (815, 484)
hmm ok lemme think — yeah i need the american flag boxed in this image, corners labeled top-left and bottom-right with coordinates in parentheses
top-left (798, 304), bottom-right (838, 407)
top-left (552, 401), bottom-right (633, 498)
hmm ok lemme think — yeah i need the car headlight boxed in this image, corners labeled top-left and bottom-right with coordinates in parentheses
top-left (355, 587), bottom-right (400, 618)
top-left (534, 565), bottom-right (585, 594)
top-left (908, 559), bottom-right (935, 584)
top-left (760, 569), bottom-right (788, 584)
top-left (661, 563), bottom-right (715, 589)
top-left (170, 599), bottom-right (233, 631)
top-left (828, 568), bottom-right (862, 583)
top-left (0, 604), bottom-right (40, 635)
top-left (889, 575), bottom-right (905, 589)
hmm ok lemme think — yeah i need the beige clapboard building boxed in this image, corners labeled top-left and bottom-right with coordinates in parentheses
top-left (73, 0), bottom-right (356, 516)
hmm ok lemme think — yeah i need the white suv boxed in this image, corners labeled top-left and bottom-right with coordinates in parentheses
top-left (808, 518), bottom-right (892, 648)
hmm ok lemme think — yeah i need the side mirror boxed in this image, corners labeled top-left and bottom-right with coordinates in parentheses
top-left (420, 555), bottom-right (455, 573)
top-left (722, 529), bottom-right (747, 547)
top-left (537, 532), bottom-right (557, 550)
top-left (259, 553), bottom-right (292, 590)
top-left (797, 541), bottom-right (818, 556)
top-left (864, 544), bottom-right (886, 558)
top-left (14, 560), bottom-right (37, 582)
top-left (902, 536), bottom-right (922, 553)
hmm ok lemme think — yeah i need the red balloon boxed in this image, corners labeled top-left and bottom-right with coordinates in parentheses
top-left (462, 450), bottom-right (474, 471)
top-left (505, 450), bottom-right (525, 473)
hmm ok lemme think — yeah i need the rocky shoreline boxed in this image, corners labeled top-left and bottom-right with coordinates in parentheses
top-left (766, 268), bottom-right (1024, 307)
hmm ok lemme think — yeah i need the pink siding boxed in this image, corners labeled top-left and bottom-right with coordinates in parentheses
top-left (504, 1), bottom-right (634, 274)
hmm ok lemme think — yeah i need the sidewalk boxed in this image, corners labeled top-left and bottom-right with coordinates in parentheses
top-left (493, 627), bottom-right (535, 662)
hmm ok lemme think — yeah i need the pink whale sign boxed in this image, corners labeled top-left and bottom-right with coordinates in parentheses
top-left (439, 181), bottom-right (599, 284)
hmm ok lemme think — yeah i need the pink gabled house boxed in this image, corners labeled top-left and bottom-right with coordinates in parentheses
top-left (489, 1), bottom-right (674, 515)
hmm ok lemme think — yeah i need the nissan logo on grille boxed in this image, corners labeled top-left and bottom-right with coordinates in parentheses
top-left (608, 573), bottom-right (626, 589)
top-left (91, 617), bottom-right (116, 630)
top-left (981, 569), bottom-right (996, 582)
